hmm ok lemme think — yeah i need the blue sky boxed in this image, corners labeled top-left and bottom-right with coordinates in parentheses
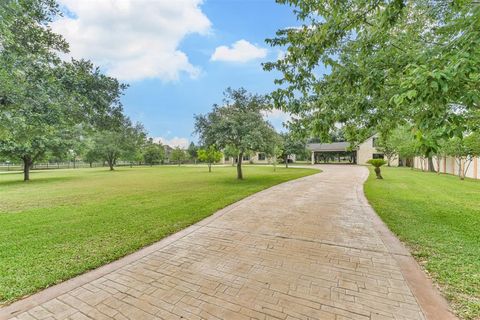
top-left (52, 0), bottom-right (300, 147)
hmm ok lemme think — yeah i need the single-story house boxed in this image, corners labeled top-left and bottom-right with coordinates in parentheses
top-left (308, 134), bottom-right (399, 166)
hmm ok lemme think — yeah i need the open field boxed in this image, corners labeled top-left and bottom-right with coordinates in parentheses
top-left (364, 167), bottom-right (480, 319)
top-left (0, 165), bottom-right (317, 305)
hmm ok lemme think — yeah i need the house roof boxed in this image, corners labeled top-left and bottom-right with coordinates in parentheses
top-left (307, 141), bottom-right (350, 152)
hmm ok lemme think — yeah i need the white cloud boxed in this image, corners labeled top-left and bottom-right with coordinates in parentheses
top-left (153, 136), bottom-right (189, 149)
top-left (52, 0), bottom-right (211, 82)
top-left (264, 109), bottom-right (291, 122)
top-left (210, 39), bottom-right (267, 63)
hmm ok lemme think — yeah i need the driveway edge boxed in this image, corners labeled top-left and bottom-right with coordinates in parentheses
top-left (357, 167), bottom-right (458, 320)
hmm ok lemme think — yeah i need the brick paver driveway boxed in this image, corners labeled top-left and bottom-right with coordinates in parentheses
top-left (1, 165), bottom-right (456, 320)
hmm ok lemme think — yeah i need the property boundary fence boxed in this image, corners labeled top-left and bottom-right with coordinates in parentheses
top-left (0, 161), bottom-right (175, 172)
top-left (413, 156), bottom-right (480, 180)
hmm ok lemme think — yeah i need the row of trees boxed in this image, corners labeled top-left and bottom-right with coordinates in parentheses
top-left (263, 0), bottom-right (480, 177)
top-left (0, 0), bottom-right (143, 181)
top-left (377, 126), bottom-right (480, 180)
top-left (0, 0), bottom-right (219, 180)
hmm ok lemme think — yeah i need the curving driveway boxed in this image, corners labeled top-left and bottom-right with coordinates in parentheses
top-left (0, 165), bottom-right (456, 320)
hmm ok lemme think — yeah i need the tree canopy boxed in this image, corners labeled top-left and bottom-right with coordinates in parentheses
top-left (194, 88), bottom-right (277, 179)
top-left (198, 145), bottom-right (223, 172)
top-left (0, 0), bottom-right (129, 180)
top-left (264, 0), bottom-right (480, 146)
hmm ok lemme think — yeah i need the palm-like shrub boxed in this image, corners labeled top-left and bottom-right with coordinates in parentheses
top-left (367, 159), bottom-right (387, 179)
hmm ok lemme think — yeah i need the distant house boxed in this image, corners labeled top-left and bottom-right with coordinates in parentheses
top-left (307, 134), bottom-right (399, 166)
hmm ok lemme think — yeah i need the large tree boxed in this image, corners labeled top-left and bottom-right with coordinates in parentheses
top-left (142, 138), bottom-right (165, 166)
top-left (91, 119), bottom-right (145, 171)
top-left (170, 147), bottom-right (188, 166)
top-left (0, 0), bottom-right (126, 180)
top-left (194, 88), bottom-right (277, 179)
top-left (264, 0), bottom-right (480, 146)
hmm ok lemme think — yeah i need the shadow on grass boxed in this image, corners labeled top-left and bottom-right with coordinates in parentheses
top-left (0, 174), bottom-right (77, 187)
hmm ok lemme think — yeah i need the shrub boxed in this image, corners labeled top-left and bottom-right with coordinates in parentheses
top-left (367, 159), bottom-right (387, 179)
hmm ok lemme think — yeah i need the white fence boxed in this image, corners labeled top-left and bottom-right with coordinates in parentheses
top-left (413, 156), bottom-right (480, 180)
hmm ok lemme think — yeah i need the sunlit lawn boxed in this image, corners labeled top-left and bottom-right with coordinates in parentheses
top-left (364, 167), bottom-right (480, 320)
top-left (0, 165), bottom-right (317, 304)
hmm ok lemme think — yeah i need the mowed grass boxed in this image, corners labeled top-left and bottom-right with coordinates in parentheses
top-left (0, 165), bottom-right (317, 304)
top-left (364, 167), bottom-right (480, 319)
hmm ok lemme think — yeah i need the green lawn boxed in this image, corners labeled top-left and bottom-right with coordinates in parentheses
top-left (0, 165), bottom-right (317, 305)
top-left (364, 167), bottom-right (480, 320)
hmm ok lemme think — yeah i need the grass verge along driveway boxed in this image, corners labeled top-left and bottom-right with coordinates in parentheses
top-left (0, 165), bottom-right (316, 305)
top-left (364, 167), bottom-right (479, 320)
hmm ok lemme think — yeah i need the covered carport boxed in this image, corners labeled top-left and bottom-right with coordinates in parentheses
top-left (308, 142), bottom-right (357, 164)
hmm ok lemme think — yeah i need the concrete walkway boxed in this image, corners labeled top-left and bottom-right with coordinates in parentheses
top-left (0, 165), bottom-right (456, 320)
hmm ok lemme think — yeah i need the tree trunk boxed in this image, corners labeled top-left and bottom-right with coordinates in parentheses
top-left (208, 163), bottom-right (212, 172)
top-left (458, 158), bottom-right (464, 180)
top-left (22, 157), bottom-right (32, 181)
top-left (436, 157), bottom-right (441, 175)
top-left (428, 156), bottom-right (435, 172)
top-left (108, 157), bottom-right (115, 171)
top-left (89, 162), bottom-right (93, 168)
top-left (237, 152), bottom-right (243, 180)
top-left (374, 167), bottom-right (383, 179)
top-left (285, 156), bottom-right (289, 168)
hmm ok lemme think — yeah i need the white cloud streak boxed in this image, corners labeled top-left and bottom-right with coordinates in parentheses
top-left (153, 136), bottom-right (189, 149)
top-left (210, 39), bottom-right (267, 63)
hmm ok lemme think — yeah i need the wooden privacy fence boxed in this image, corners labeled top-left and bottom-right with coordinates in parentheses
top-left (413, 156), bottom-right (480, 180)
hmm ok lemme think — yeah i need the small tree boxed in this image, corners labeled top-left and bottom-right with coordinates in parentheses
top-left (187, 142), bottom-right (198, 164)
top-left (444, 133), bottom-right (480, 180)
top-left (277, 132), bottom-right (305, 168)
top-left (171, 147), bottom-right (187, 166)
top-left (368, 159), bottom-right (387, 179)
top-left (376, 135), bottom-right (397, 167)
top-left (198, 145), bottom-right (223, 172)
top-left (392, 126), bottom-right (420, 169)
top-left (92, 120), bottom-right (145, 171)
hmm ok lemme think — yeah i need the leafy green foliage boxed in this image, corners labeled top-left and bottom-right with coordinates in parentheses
top-left (0, 0), bottom-right (127, 181)
top-left (368, 158), bottom-right (387, 179)
top-left (142, 139), bottom-right (165, 166)
top-left (265, 0), bottom-right (480, 145)
top-left (442, 133), bottom-right (480, 179)
top-left (187, 142), bottom-right (198, 163)
top-left (367, 159), bottom-right (387, 168)
top-left (276, 132), bottom-right (305, 168)
top-left (170, 147), bottom-right (188, 165)
top-left (90, 120), bottom-right (145, 171)
top-left (197, 145), bottom-right (223, 172)
top-left (194, 88), bottom-right (277, 179)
